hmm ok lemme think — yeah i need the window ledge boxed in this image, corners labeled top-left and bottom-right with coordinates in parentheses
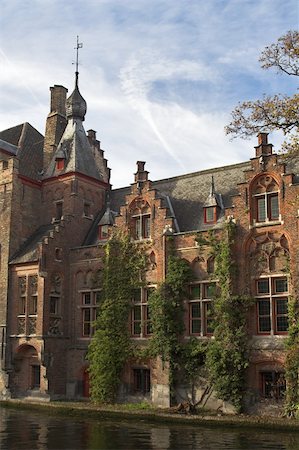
top-left (251, 219), bottom-right (283, 229)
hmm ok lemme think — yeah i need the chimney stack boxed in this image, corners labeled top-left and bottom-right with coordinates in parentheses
top-left (134, 161), bottom-right (149, 184)
top-left (43, 85), bottom-right (68, 172)
top-left (255, 132), bottom-right (273, 157)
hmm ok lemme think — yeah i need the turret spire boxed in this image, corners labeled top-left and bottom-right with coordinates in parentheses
top-left (74, 36), bottom-right (83, 88)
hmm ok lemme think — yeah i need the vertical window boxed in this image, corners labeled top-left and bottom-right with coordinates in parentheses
top-left (133, 368), bottom-right (151, 394)
top-left (256, 276), bottom-right (288, 334)
top-left (131, 288), bottom-right (153, 337)
top-left (83, 202), bottom-right (91, 217)
top-left (56, 159), bottom-right (64, 170)
top-left (260, 371), bottom-right (286, 399)
top-left (99, 225), bottom-right (110, 240)
top-left (133, 214), bottom-right (151, 239)
top-left (252, 176), bottom-right (280, 224)
top-left (81, 291), bottom-right (101, 337)
top-left (189, 282), bottom-right (216, 336)
top-left (28, 275), bottom-right (38, 315)
top-left (204, 207), bottom-right (216, 224)
top-left (50, 295), bottom-right (59, 315)
top-left (55, 201), bottom-right (63, 221)
top-left (31, 365), bottom-right (40, 389)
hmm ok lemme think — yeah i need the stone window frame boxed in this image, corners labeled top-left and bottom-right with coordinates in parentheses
top-left (80, 290), bottom-right (101, 338)
top-left (188, 281), bottom-right (216, 336)
top-left (131, 287), bottom-right (155, 338)
top-left (133, 367), bottom-right (151, 394)
top-left (255, 275), bottom-right (289, 335)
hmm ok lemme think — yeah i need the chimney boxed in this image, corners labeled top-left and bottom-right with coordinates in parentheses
top-left (43, 85), bottom-right (68, 171)
top-left (255, 132), bottom-right (273, 157)
top-left (134, 161), bottom-right (149, 184)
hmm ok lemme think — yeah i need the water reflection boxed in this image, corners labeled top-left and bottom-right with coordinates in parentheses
top-left (0, 406), bottom-right (299, 450)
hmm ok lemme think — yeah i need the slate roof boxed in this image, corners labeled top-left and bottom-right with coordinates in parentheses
top-left (44, 82), bottom-right (104, 182)
top-left (0, 122), bottom-right (44, 180)
top-left (9, 224), bottom-right (55, 264)
top-left (109, 161), bottom-right (252, 234)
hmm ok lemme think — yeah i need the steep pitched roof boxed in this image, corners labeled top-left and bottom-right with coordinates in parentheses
top-left (0, 122), bottom-right (44, 180)
top-left (9, 224), bottom-right (55, 264)
top-left (108, 161), bottom-right (251, 233)
top-left (44, 81), bottom-right (104, 182)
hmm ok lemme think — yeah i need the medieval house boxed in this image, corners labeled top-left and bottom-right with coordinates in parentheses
top-left (0, 73), bottom-right (297, 411)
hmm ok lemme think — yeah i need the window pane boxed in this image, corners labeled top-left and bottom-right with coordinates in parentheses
top-left (259, 316), bottom-right (271, 332)
top-left (190, 285), bottom-right (200, 299)
top-left (275, 278), bottom-right (288, 294)
top-left (258, 300), bottom-right (270, 315)
top-left (83, 293), bottom-right (91, 305)
top-left (257, 279), bottom-right (269, 294)
top-left (205, 283), bottom-right (216, 298)
top-left (133, 289), bottom-right (141, 303)
top-left (143, 216), bottom-right (151, 238)
top-left (133, 305), bottom-right (141, 320)
top-left (269, 194), bottom-right (279, 220)
top-left (135, 218), bottom-right (141, 240)
top-left (191, 303), bottom-right (201, 318)
top-left (205, 207), bottom-right (215, 223)
top-left (276, 316), bottom-right (288, 332)
top-left (191, 320), bottom-right (201, 334)
top-left (257, 197), bottom-right (266, 222)
top-left (133, 322), bottom-right (141, 335)
top-left (276, 298), bottom-right (288, 315)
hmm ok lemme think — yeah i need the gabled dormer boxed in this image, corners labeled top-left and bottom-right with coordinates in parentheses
top-left (203, 176), bottom-right (224, 224)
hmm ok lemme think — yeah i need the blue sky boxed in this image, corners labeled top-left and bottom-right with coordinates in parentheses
top-left (0, 0), bottom-right (298, 187)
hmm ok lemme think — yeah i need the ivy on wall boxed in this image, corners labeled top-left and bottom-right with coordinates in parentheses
top-left (196, 221), bottom-right (253, 413)
top-left (87, 232), bottom-right (146, 403)
top-left (285, 293), bottom-right (299, 417)
top-left (147, 253), bottom-right (193, 391)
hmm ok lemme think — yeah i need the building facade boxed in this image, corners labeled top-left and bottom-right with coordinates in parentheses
top-left (0, 76), bottom-right (298, 411)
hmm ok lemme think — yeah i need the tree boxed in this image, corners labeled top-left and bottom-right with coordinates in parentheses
top-left (225, 31), bottom-right (299, 155)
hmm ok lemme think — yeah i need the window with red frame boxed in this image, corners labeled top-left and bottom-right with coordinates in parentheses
top-left (256, 277), bottom-right (288, 334)
top-left (204, 207), bottom-right (216, 224)
top-left (98, 224), bottom-right (110, 240)
top-left (189, 282), bottom-right (216, 336)
top-left (56, 159), bottom-right (64, 170)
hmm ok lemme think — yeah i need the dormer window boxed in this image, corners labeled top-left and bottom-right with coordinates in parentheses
top-left (251, 175), bottom-right (280, 224)
top-left (99, 225), bottom-right (110, 240)
top-left (204, 206), bottom-right (217, 224)
top-left (56, 159), bottom-right (64, 170)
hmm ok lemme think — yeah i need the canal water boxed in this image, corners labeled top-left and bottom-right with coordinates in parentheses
top-left (1, 406), bottom-right (299, 450)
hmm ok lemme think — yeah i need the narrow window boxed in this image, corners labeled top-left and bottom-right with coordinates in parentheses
top-left (260, 371), bottom-right (286, 399)
top-left (81, 291), bottom-right (100, 337)
top-left (256, 276), bottom-right (288, 334)
top-left (204, 207), bottom-right (216, 224)
top-left (189, 282), bottom-right (215, 336)
top-left (133, 368), bottom-right (151, 394)
top-left (55, 201), bottom-right (63, 221)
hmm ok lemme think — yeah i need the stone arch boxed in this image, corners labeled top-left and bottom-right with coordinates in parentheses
top-left (191, 256), bottom-right (205, 280)
top-left (13, 344), bottom-right (41, 394)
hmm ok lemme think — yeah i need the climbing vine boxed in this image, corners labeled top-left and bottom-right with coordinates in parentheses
top-left (87, 231), bottom-right (146, 403)
top-left (197, 220), bottom-right (253, 412)
top-left (147, 251), bottom-right (193, 392)
top-left (285, 292), bottom-right (299, 417)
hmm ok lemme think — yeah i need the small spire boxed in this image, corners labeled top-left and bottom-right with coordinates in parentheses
top-left (210, 176), bottom-right (215, 196)
top-left (74, 36), bottom-right (83, 88)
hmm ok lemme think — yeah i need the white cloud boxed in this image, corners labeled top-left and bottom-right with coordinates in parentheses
top-left (0, 0), bottom-right (297, 187)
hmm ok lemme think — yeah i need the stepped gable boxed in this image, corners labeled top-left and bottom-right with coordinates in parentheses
top-left (43, 76), bottom-right (103, 182)
top-left (0, 122), bottom-right (44, 180)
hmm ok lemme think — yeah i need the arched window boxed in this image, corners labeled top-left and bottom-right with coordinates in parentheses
top-left (251, 175), bottom-right (280, 224)
top-left (129, 199), bottom-right (151, 240)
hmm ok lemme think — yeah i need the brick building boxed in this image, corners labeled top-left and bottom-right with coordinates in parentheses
top-left (0, 75), bottom-right (297, 411)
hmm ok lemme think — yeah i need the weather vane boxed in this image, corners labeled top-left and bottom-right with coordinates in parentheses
top-left (74, 36), bottom-right (83, 85)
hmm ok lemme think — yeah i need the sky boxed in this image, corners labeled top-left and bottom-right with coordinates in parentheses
top-left (0, 0), bottom-right (298, 188)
